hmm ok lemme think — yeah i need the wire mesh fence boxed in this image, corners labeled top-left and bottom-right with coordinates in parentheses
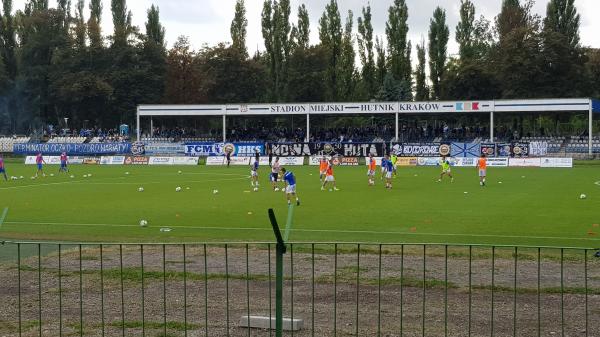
top-left (0, 241), bottom-right (599, 336)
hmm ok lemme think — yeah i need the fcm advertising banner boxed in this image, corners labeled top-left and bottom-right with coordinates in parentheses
top-left (185, 143), bottom-right (264, 157)
top-left (14, 143), bottom-right (131, 155)
top-left (269, 143), bottom-right (385, 157)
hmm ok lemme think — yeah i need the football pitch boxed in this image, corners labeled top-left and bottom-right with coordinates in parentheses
top-left (0, 161), bottom-right (599, 248)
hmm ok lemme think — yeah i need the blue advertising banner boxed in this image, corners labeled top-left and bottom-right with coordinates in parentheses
top-left (451, 143), bottom-right (481, 158)
top-left (184, 142), bottom-right (264, 157)
top-left (13, 143), bottom-right (132, 155)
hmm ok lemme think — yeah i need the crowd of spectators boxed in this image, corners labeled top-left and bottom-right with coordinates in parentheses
top-left (138, 123), bottom-right (542, 143)
top-left (36, 122), bottom-right (583, 144)
top-left (43, 126), bottom-right (130, 143)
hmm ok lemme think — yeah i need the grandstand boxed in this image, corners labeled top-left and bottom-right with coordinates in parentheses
top-left (137, 98), bottom-right (600, 155)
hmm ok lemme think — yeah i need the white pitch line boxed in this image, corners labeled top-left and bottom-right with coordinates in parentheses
top-left (79, 176), bottom-right (250, 185)
top-left (0, 207), bottom-right (8, 229)
top-left (4, 221), bottom-right (599, 242)
top-left (0, 174), bottom-right (250, 189)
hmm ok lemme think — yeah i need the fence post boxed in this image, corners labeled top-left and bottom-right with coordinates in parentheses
top-left (269, 209), bottom-right (287, 337)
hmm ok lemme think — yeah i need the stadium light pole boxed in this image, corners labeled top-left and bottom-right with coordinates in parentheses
top-left (306, 113), bottom-right (310, 142)
top-left (136, 107), bottom-right (140, 141)
top-left (395, 112), bottom-right (399, 141)
top-left (490, 110), bottom-right (494, 142)
top-left (589, 98), bottom-right (593, 156)
top-left (222, 115), bottom-right (226, 142)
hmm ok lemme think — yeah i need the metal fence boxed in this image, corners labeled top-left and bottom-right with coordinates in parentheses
top-left (0, 240), bottom-right (599, 337)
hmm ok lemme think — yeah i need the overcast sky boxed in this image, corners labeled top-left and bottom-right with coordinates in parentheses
top-left (11, 0), bottom-right (600, 58)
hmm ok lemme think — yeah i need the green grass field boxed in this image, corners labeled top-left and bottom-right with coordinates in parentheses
top-left (0, 161), bottom-right (599, 247)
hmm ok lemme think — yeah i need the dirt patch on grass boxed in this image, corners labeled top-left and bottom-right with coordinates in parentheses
top-left (0, 244), bottom-right (599, 336)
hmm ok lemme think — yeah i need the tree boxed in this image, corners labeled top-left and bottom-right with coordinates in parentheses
top-left (146, 5), bottom-right (165, 46)
top-left (261, 0), bottom-right (292, 101)
top-left (319, 0), bottom-right (342, 101)
top-left (111, 0), bottom-right (133, 47)
top-left (230, 0), bottom-right (248, 58)
top-left (2, 0), bottom-right (18, 79)
top-left (492, 0), bottom-right (548, 98)
top-left (164, 36), bottom-right (202, 104)
top-left (357, 5), bottom-right (375, 99)
top-left (73, 0), bottom-right (86, 49)
top-left (544, 0), bottom-right (579, 48)
top-left (287, 45), bottom-right (327, 102)
top-left (496, 0), bottom-right (526, 43)
top-left (338, 10), bottom-right (355, 101)
top-left (376, 73), bottom-right (410, 102)
top-left (385, 0), bottom-right (411, 85)
top-left (141, 5), bottom-right (167, 104)
top-left (414, 38), bottom-right (428, 101)
top-left (87, 0), bottom-right (103, 49)
top-left (374, 36), bottom-right (386, 88)
top-left (198, 44), bottom-right (267, 103)
top-left (293, 4), bottom-right (310, 50)
top-left (428, 7), bottom-right (449, 100)
top-left (456, 0), bottom-right (476, 61)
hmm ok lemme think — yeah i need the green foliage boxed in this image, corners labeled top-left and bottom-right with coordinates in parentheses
top-left (544, 0), bottom-right (579, 48)
top-left (456, 0), bottom-right (475, 61)
top-left (146, 5), bottom-right (165, 47)
top-left (357, 5), bottom-right (375, 99)
top-left (230, 0), bottom-right (248, 58)
top-left (319, 0), bottom-right (343, 101)
top-left (294, 4), bottom-right (310, 50)
top-left (414, 39), bottom-right (428, 101)
top-left (374, 36), bottom-right (386, 88)
top-left (338, 10), bottom-right (356, 101)
top-left (428, 7), bottom-right (449, 100)
top-left (111, 0), bottom-right (133, 47)
top-left (261, 0), bottom-right (292, 101)
top-left (385, 0), bottom-right (411, 86)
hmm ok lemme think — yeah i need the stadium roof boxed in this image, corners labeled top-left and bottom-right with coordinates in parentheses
top-left (138, 98), bottom-right (594, 116)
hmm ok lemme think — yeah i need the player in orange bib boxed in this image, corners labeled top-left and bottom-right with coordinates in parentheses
top-left (319, 156), bottom-right (328, 182)
top-left (321, 159), bottom-right (339, 191)
top-left (367, 154), bottom-right (377, 186)
top-left (477, 154), bottom-right (487, 186)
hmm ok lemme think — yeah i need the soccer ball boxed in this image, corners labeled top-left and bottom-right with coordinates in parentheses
top-left (213, 189), bottom-right (219, 194)
top-left (176, 187), bottom-right (182, 192)
top-left (125, 172), bottom-right (130, 175)
top-left (83, 174), bottom-right (88, 178)
top-left (88, 174), bottom-right (92, 177)
top-left (580, 194), bottom-right (587, 199)
top-left (253, 187), bottom-right (258, 192)
top-left (70, 175), bottom-right (74, 178)
top-left (19, 176), bottom-right (24, 179)
top-left (178, 170), bottom-right (182, 174)
top-left (50, 174), bottom-right (54, 177)
top-left (139, 220), bottom-right (148, 227)
top-left (138, 187), bottom-right (144, 192)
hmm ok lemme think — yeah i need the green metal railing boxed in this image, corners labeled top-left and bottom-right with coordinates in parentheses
top-left (0, 229), bottom-right (599, 336)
